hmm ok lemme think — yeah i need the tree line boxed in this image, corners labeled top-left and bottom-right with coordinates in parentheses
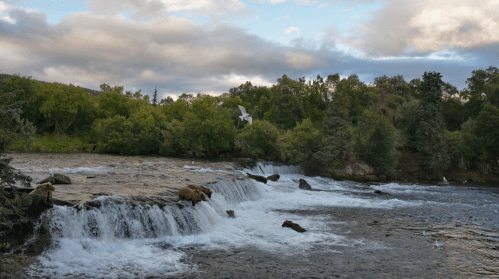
top-left (1, 67), bottom-right (499, 179)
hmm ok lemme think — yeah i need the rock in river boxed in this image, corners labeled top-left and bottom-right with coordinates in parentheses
top-left (38, 173), bottom-right (72, 185)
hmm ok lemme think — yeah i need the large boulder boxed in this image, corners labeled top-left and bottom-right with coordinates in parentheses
top-left (29, 182), bottom-right (55, 206)
top-left (38, 173), bottom-right (72, 185)
top-left (282, 220), bottom-right (306, 233)
top-left (246, 173), bottom-right (268, 184)
top-left (267, 174), bottom-right (280, 182)
top-left (298, 179), bottom-right (312, 190)
top-left (178, 186), bottom-right (207, 206)
top-left (187, 184), bottom-right (213, 199)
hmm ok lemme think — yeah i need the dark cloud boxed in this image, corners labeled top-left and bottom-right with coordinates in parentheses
top-left (0, 8), bottom-right (337, 97)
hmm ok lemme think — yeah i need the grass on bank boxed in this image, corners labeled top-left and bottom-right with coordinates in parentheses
top-left (6, 133), bottom-right (94, 153)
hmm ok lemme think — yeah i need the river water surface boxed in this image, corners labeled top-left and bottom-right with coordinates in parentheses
top-left (7, 154), bottom-right (499, 278)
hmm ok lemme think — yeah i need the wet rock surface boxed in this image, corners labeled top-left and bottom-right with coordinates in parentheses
top-left (7, 152), bottom-right (246, 207)
top-left (246, 173), bottom-right (268, 184)
top-left (38, 173), bottom-right (72, 185)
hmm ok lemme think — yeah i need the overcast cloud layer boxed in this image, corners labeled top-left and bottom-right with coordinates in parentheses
top-left (0, 0), bottom-right (498, 99)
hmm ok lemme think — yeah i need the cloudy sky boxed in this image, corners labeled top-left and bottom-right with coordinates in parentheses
top-left (1, 0), bottom-right (498, 99)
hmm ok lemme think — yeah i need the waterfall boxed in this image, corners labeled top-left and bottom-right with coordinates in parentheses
top-left (47, 178), bottom-right (265, 240)
top-left (28, 178), bottom-right (266, 278)
top-left (242, 161), bottom-right (302, 176)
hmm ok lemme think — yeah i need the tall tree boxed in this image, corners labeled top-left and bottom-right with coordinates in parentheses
top-left (266, 75), bottom-right (305, 129)
top-left (153, 87), bottom-right (158, 107)
top-left (415, 72), bottom-right (449, 177)
top-left (460, 66), bottom-right (499, 119)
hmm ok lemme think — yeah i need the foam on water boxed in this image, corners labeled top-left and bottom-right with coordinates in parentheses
top-left (50, 165), bottom-right (109, 174)
top-left (242, 161), bottom-right (303, 175)
top-left (31, 167), bottom-right (422, 278)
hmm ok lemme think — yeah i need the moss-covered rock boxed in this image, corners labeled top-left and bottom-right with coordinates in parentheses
top-left (246, 173), bottom-right (267, 184)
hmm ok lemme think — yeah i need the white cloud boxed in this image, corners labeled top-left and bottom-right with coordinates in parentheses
top-left (1, 15), bottom-right (14, 24)
top-left (341, 7), bottom-right (354, 13)
top-left (163, 0), bottom-right (246, 15)
top-left (202, 73), bottom-right (274, 89)
top-left (348, 0), bottom-right (499, 56)
top-left (296, 0), bottom-right (318, 4)
top-left (0, 1), bottom-right (11, 14)
top-left (409, 0), bottom-right (499, 52)
top-left (263, 0), bottom-right (317, 4)
top-left (85, 0), bottom-right (246, 19)
top-left (277, 14), bottom-right (290, 21)
top-left (319, 3), bottom-right (329, 8)
top-left (284, 26), bottom-right (300, 34)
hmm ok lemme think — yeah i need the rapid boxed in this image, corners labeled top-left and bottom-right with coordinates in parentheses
top-left (6, 155), bottom-right (499, 278)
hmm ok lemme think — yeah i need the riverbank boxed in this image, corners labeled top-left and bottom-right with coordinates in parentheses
top-left (319, 150), bottom-right (499, 187)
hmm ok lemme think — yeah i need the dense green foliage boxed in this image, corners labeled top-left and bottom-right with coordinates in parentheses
top-left (0, 86), bottom-right (37, 252)
top-left (281, 119), bottom-right (321, 165)
top-left (415, 72), bottom-right (449, 177)
top-left (236, 120), bottom-right (279, 159)
top-left (2, 66), bottom-right (499, 178)
top-left (315, 107), bottom-right (353, 169)
top-left (355, 109), bottom-right (400, 177)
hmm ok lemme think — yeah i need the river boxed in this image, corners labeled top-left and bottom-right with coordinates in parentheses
top-left (5, 153), bottom-right (499, 278)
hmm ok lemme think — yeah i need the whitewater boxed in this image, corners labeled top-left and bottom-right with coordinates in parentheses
top-left (5, 153), bottom-right (499, 278)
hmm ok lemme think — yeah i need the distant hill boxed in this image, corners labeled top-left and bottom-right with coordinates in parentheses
top-left (0, 73), bottom-right (101, 97)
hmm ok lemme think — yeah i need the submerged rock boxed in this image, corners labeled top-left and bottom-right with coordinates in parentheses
top-left (298, 179), bottom-right (312, 190)
top-left (267, 174), bottom-right (280, 182)
top-left (282, 220), bottom-right (306, 233)
top-left (38, 173), bottom-right (72, 185)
